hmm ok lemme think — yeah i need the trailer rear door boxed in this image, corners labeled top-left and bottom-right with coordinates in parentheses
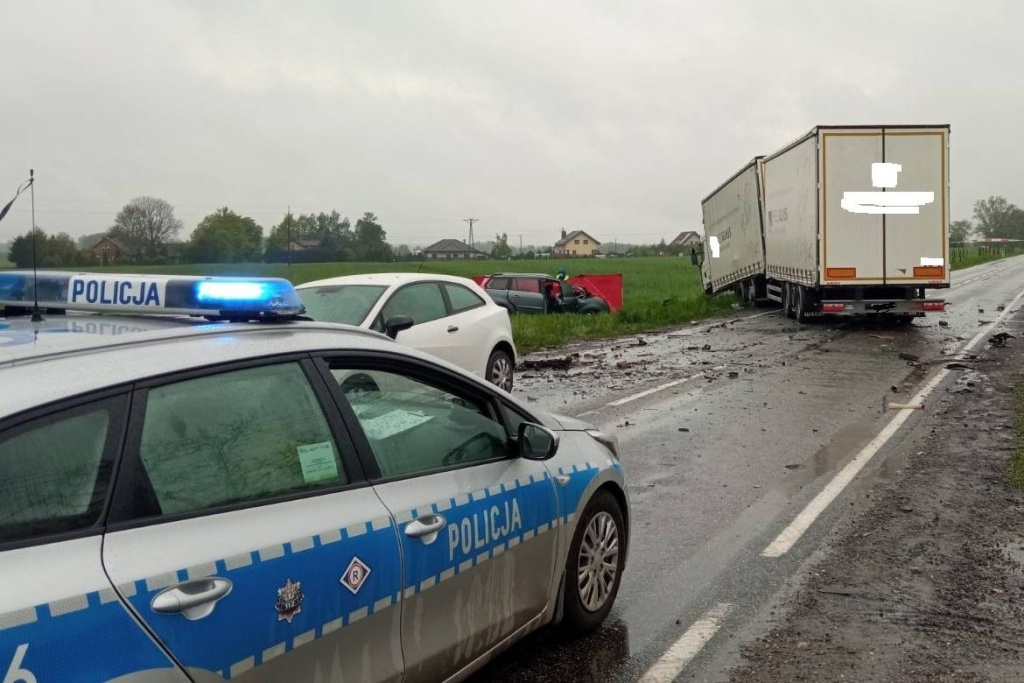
top-left (882, 128), bottom-right (949, 286)
top-left (820, 129), bottom-right (885, 285)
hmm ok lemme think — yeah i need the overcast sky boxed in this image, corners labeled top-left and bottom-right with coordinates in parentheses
top-left (2, 0), bottom-right (1021, 248)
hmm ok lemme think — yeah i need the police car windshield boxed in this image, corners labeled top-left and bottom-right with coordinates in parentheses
top-left (299, 285), bottom-right (387, 326)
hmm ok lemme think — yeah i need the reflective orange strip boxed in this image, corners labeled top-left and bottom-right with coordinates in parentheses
top-left (825, 267), bottom-right (857, 279)
top-left (913, 266), bottom-right (945, 278)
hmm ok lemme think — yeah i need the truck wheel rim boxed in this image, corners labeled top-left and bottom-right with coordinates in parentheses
top-left (577, 511), bottom-right (619, 612)
top-left (490, 355), bottom-right (513, 391)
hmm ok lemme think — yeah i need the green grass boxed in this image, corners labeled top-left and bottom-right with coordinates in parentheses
top-left (1012, 383), bottom-right (1024, 489)
top-left (36, 257), bottom-right (734, 354)
top-left (951, 246), bottom-right (1024, 271)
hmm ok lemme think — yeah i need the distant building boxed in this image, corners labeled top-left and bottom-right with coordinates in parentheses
top-left (670, 231), bottom-right (702, 249)
top-left (553, 229), bottom-right (601, 258)
top-left (288, 238), bottom-right (322, 252)
top-left (86, 236), bottom-right (124, 265)
top-left (421, 239), bottom-right (489, 260)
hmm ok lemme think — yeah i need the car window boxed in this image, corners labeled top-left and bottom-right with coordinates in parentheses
top-left (0, 396), bottom-right (125, 543)
top-left (381, 282), bottom-right (447, 326)
top-left (443, 283), bottom-right (486, 313)
top-left (329, 366), bottom-right (509, 478)
top-left (138, 363), bottom-right (348, 516)
top-left (299, 284), bottom-right (388, 326)
top-left (513, 278), bottom-right (541, 293)
top-left (484, 277), bottom-right (510, 291)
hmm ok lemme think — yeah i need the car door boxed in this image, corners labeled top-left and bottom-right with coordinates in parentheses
top-left (0, 394), bottom-right (189, 682)
top-left (438, 282), bottom-right (494, 378)
top-left (510, 278), bottom-right (545, 314)
top-left (557, 280), bottom-right (581, 313)
top-left (101, 359), bottom-right (405, 683)
top-left (316, 357), bottom-right (560, 682)
top-left (377, 282), bottom-right (462, 367)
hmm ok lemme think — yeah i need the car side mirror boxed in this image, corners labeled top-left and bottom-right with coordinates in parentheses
top-left (384, 315), bottom-right (414, 339)
top-left (518, 422), bottom-right (559, 460)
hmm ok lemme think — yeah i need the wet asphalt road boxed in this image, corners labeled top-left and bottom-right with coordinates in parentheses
top-left (473, 255), bottom-right (1024, 683)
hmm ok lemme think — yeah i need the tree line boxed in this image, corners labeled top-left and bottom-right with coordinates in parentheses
top-left (5, 197), bottom-right (395, 268)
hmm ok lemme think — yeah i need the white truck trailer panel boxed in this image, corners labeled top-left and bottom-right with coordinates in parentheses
top-left (700, 159), bottom-right (765, 294)
top-left (764, 126), bottom-right (950, 288)
top-left (762, 135), bottom-right (818, 286)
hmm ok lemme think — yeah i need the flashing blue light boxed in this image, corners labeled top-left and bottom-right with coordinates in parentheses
top-left (195, 281), bottom-right (268, 302)
top-left (0, 272), bottom-right (305, 320)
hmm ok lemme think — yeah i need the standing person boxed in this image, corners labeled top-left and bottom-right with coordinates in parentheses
top-left (557, 267), bottom-right (568, 281)
top-left (545, 280), bottom-right (563, 312)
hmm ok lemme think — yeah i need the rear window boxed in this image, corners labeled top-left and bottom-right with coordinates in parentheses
top-left (513, 278), bottom-right (541, 293)
top-left (0, 396), bottom-right (126, 544)
top-left (443, 283), bottom-right (486, 313)
top-left (485, 277), bottom-right (510, 291)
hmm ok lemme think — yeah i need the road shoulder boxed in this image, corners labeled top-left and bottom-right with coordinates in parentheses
top-left (726, 323), bottom-right (1024, 682)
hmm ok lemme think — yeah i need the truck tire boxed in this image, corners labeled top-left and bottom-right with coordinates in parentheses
top-left (561, 489), bottom-right (626, 634)
top-left (795, 286), bottom-right (810, 324)
top-left (783, 284), bottom-right (796, 319)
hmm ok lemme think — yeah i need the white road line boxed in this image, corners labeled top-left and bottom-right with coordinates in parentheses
top-left (762, 284), bottom-right (1024, 558)
top-left (607, 366), bottom-right (728, 407)
top-left (638, 603), bottom-right (735, 683)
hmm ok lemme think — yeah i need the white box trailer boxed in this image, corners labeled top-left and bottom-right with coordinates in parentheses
top-left (699, 158), bottom-right (766, 296)
top-left (700, 125), bottom-right (950, 322)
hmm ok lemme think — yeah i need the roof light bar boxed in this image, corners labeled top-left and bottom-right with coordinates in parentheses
top-left (0, 271), bottom-right (305, 319)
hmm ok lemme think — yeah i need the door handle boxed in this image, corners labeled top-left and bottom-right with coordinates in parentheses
top-left (151, 578), bottom-right (233, 621)
top-left (447, 325), bottom-right (459, 333)
top-left (511, 294), bottom-right (520, 299)
top-left (405, 514), bottom-right (447, 545)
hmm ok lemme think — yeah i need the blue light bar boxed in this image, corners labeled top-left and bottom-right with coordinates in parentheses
top-left (0, 271), bottom-right (306, 320)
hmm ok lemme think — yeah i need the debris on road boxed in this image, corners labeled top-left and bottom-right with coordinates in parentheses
top-left (938, 320), bottom-right (949, 327)
top-left (989, 332), bottom-right (1016, 347)
top-left (897, 351), bottom-right (920, 363)
top-left (784, 463), bottom-right (801, 470)
top-left (616, 360), bottom-right (631, 370)
top-left (522, 355), bottom-right (576, 370)
top-left (678, 427), bottom-right (690, 432)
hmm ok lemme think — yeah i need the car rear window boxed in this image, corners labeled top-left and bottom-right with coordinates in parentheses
top-left (484, 277), bottom-right (510, 291)
top-left (513, 278), bottom-right (541, 293)
top-left (299, 285), bottom-right (387, 326)
top-left (443, 283), bottom-right (486, 313)
top-left (0, 395), bottom-right (127, 544)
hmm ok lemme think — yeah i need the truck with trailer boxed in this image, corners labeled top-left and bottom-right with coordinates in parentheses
top-left (699, 125), bottom-right (950, 322)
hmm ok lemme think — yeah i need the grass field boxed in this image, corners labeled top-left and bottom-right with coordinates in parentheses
top-left (950, 245), bottom-right (1024, 270)
top-left (57, 257), bottom-right (737, 354)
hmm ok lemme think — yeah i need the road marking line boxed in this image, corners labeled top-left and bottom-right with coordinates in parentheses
top-left (607, 366), bottom-right (728, 407)
top-left (762, 285), bottom-right (1024, 558)
top-left (638, 603), bottom-right (735, 683)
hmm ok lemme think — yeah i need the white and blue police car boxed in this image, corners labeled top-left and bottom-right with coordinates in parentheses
top-left (0, 271), bottom-right (629, 683)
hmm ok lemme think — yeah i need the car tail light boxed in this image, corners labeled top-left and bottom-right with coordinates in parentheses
top-left (923, 301), bottom-right (945, 311)
top-left (821, 303), bottom-right (846, 313)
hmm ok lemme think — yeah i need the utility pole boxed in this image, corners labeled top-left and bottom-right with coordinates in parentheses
top-left (519, 234), bottom-right (523, 256)
top-left (286, 205), bottom-right (292, 267)
top-left (464, 218), bottom-right (478, 251)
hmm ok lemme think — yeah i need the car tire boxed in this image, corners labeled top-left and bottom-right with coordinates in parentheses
top-left (486, 348), bottom-right (514, 392)
top-left (561, 489), bottom-right (626, 634)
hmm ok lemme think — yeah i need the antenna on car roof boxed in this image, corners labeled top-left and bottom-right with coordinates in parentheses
top-left (0, 171), bottom-right (40, 320)
top-left (28, 169), bottom-right (42, 322)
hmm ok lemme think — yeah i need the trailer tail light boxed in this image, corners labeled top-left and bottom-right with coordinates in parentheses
top-left (825, 267), bottom-right (857, 279)
top-left (913, 266), bottom-right (945, 278)
top-left (821, 303), bottom-right (847, 313)
top-left (923, 301), bottom-right (946, 311)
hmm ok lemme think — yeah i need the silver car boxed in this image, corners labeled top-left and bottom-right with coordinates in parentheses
top-left (0, 271), bottom-right (629, 682)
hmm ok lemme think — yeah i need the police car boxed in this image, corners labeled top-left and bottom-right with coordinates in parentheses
top-left (0, 271), bottom-right (629, 683)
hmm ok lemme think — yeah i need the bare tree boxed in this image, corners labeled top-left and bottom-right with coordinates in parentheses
top-left (108, 196), bottom-right (183, 260)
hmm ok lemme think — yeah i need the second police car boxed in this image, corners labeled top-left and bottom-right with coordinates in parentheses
top-left (0, 271), bottom-right (629, 683)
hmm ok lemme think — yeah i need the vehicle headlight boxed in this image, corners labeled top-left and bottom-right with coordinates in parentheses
top-left (585, 429), bottom-right (619, 459)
